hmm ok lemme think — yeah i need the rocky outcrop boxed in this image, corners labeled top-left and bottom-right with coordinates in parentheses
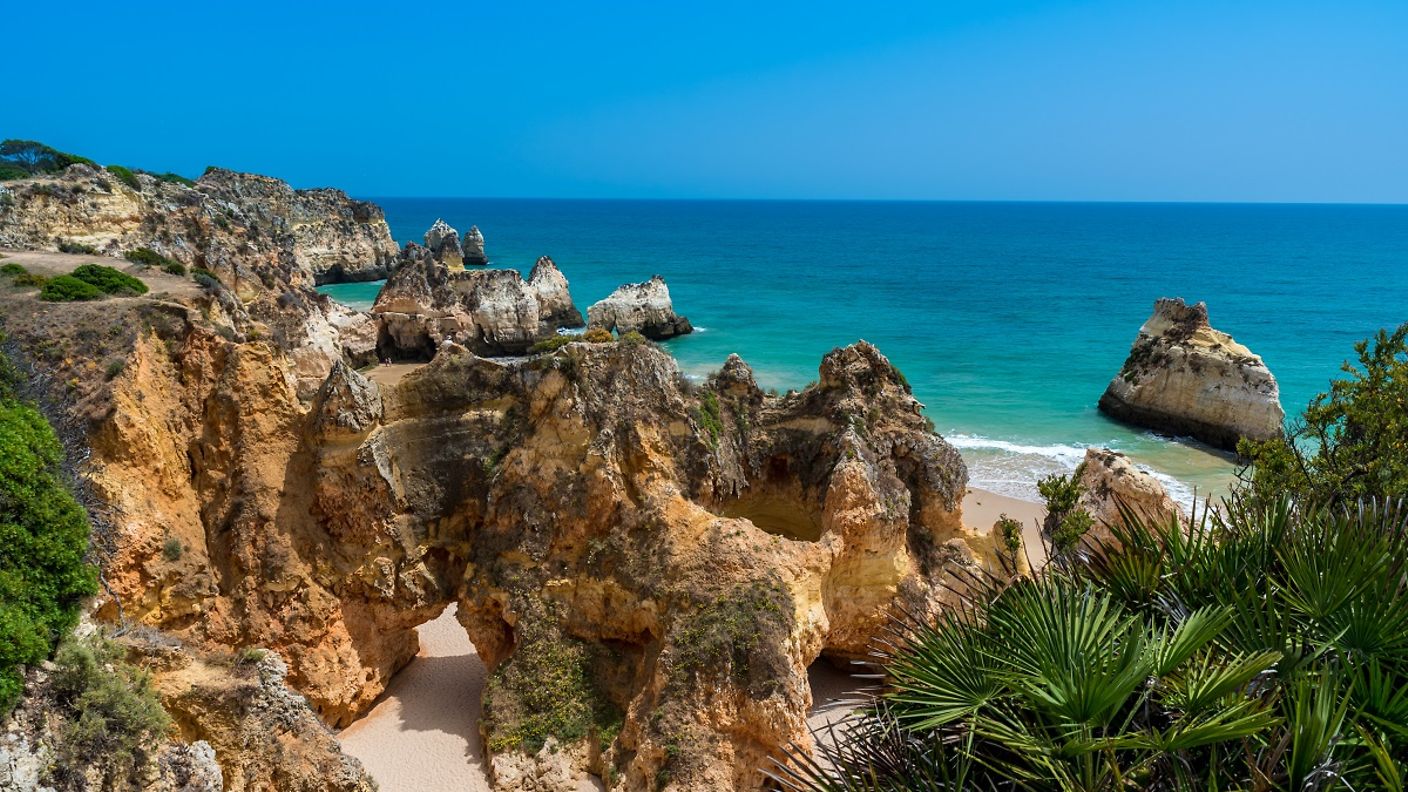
top-left (0, 164), bottom-right (397, 285)
top-left (1099, 298), bottom-right (1284, 450)
top-left (587, 275), bottom-right (692, 339)
top-left (8, 283), bottom-right (995, 789)
top-left (1076, 448), bottom-right (1183, 545)
top-left (372, 241), bottom-right (584, 357)
top-left (463, 224), bottom-right (488, 266)
top-left (423, 218), bottom-right (464, 269)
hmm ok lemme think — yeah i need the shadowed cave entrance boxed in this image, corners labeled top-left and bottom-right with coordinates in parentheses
top-left (715, 455), bottom-right (827, 542)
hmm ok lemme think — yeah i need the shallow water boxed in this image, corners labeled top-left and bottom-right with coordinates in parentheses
top-left (323, 199), bottom-right (1408, 501)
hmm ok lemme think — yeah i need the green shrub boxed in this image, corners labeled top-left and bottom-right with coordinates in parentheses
top-left (122, 247), bottom-right (179, 272)
top-left (0, 140), bottom-right (94, 177)
top-left (1239, 323), bottom-right (1408, 507)
top-left (0, 383), bottom-right (97, 712)
top-left (1037, 466), bottom-right (1091, 553)
top-left (530, 334), bottom-right (578, 354)
top-left (0, 262), bottom-right (26, 276)
top-left (0, 164), bottom-right (29, 181)
top-left (40, 275), bottom-right (104, 302)
top-left (104, 360), bottom-right (125, 381)
top-left (57, 240), bottom-right (99, 255)
top-left (695, 389), bottom-right (723, 447)
top-left (47, 635), bottom-right (170, 785)
top-left (152, 172), bottom-right (195, 187)
top-left (995, 513), bottom-right (1023, 559)
top-left (582, 327), bottom-right (614, 343)
top-left (12, 273), bottom-right (47, 288)
top-left (71, 264), bottom-right (148, 296)
top-left (161, 537), bottom-right (182, 561)
top-left (192, 269), bottom-right (220, 290)
top-left (161, 261), bottom-right (187, 276)
top-left (618, 331), bottom-right (648, 346)
top-left (105, 165), bottom-right (140, 191)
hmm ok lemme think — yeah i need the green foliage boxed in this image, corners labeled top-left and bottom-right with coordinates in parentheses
top-left (0, 386), bottom-right (97, 712)
top-left (152, 172), bottom-right (195, 187)
top-left (39, 274), bottom-right (104, 302)
top-left (0, 163), bottom-right (30, 181)
top-left (786, 497), bottom-right (1408, 790)
top-left (11, 272), bottom-right (48, 288)
top-left (0, 140), bottom-right (94, 177)
top-left (482, 605), bottom-right (618, 755)
top-left (71, 263), bottom-right (148, 296)
top-left (161, 261), bottom-right (187, 276)
top-left (161, 537), bottom-right (182, 562)
top-left (192, 269), bottom-right (220, 290)
top-left (671, 577), bottom-right (791, 695)
top-left (695, 389), bottom-right (723, 448)
top-left (1037, 465), bottom-right (1092, 553)
top-left (618, 330), bottom-right (648, 346)
top-left (46, 634), bottom-right (170, 785)
top-left (105, 165), bottom-right (140, 190)
top-left (1239, 323), bottom-right (1408, 507)
top-left (582, 327), bottom-right (614, 343)
top-left (995, 513), bottom-right (1023, 559)
top-left (122, 247), bottom-right (180, 272)
top-left (530, 333), bottom-right (578, 354)
top-left (0, 262), bottom-right (27, 277)
top-left (56, 239), bottom-right (99, 255)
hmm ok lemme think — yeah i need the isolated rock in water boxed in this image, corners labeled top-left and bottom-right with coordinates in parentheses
top-left (371, 244), bottom-right (581, 357)
top-left (1098, 298), bottom-right (1283, 450)
top-left (586, 274), bottom-right (693, 339)
top-left (423, 218), bottom-right (464, 269)
top-left (463, 224), bottom-right (488, 265)
top-left (1076, 448), bottom-right (1183, 545)
top-left (528, 255), bottom-right (585, 328)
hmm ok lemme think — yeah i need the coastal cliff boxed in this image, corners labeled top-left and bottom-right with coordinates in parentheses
top-left (0, 162), bottom-right (999, 790)
top-left (1099, 298), bottom-right (1284, 450)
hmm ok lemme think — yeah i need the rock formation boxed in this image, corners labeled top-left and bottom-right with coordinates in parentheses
top-left (423, 218), bottom-right (464, 269)
top-left (463, 224), bottom-right (488, 265)
top-left (1075, 448), bottom-right (1183, 545)
top-left (587, 275), bottom-right (693, 339)
top-left (1099, 298), bottom-right (1284, 450)
top-left (0, 164), bottom-right (398, 285)
top-left (0, 162), bottom-right (999, 790)
top-left (372, 240), bottom-right (584, 357)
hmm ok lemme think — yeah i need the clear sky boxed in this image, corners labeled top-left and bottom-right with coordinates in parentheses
top-left (8, 1), bottom-right (1406, 201)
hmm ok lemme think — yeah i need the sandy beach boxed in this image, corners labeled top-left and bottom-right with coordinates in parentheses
top-left (337, 488), bottom-right (1044, 792)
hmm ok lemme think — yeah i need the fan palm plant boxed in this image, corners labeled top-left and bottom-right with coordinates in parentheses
top-left (773, 497), bottom-right (1408, 791)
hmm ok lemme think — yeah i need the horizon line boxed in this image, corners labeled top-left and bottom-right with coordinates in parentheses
top-left (354, 195), bottom-right (1408, 208)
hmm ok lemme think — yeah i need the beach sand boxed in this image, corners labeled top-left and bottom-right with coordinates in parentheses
top-left (337, 488), bottom-right (1043, 791)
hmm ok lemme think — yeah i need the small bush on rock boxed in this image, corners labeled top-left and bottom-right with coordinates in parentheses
top-left (583, 327), bottom-right (614, 343)
top-left (122, 247), bottom-right (179, 272)
top-left (57, 240), bottom-right (100, 255)
top-left (530, 334), bottom-right (578, 354)
top-left (105, 165), bottom-right (140, 191)
top-left (618, 331), bottom-right (648, 346)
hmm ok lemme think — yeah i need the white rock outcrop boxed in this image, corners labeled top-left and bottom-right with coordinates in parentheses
top-left (1099, 298), bottom-right (1283, 450)
top-left (586, 275), bottom-right (692, 339)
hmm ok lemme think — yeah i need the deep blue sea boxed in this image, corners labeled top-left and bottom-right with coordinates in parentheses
top-left (319, 199), bottom-right (1408, 503)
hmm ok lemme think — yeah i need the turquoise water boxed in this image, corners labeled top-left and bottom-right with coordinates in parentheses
top-left (319, 199), bottom-right (1408, 503)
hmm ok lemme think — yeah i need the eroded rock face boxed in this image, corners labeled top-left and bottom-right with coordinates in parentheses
top-left (464, 224), bottom-right (488, 266)
top-left (1099, 298), bottom-right (1284, 450)
top-left (1076, 448), bottom-right (1183, 545)
top-left (372, 244), bottom-right (583, 357)
top-left (587, 275), bottom-right (693, 339)
top-left (424, 218), bottom-right (464, 269)
top-left (29, 300), bottom-right (991, 789)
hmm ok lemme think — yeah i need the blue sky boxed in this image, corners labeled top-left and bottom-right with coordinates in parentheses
top-left (8, 1), bottom-right (1406, 201)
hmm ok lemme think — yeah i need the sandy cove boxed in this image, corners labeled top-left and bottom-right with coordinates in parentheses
top-left (337, 488), bottom-right (1045, 792)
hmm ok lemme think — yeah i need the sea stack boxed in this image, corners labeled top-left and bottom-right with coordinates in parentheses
top-left (463, 224), bottom-right (488, 265)
top-left (1098, 298), bottom-right (1283, 451)
top-left (423, 218), bottom-right (464, 270)
top-left (587, 274), bottom-right (693, 339)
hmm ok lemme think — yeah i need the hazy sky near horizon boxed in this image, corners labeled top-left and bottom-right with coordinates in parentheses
top-left (9, 1), bottom-right (1407, 202)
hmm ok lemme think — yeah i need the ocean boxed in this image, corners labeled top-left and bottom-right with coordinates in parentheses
top-left (318, 199), bottom-right (1408, 504)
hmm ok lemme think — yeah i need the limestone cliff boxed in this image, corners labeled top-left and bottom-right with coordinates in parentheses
top-left (372, 237), bottom-right (584, 357)
top-left (1099, 298), bottom-right (1284, 450)
top-left (0, 164), bottom-right (397, 285)
top-left (424, 218), bottom-right (465, 269)
top-left (587, 275), bottom-right (693, 339)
